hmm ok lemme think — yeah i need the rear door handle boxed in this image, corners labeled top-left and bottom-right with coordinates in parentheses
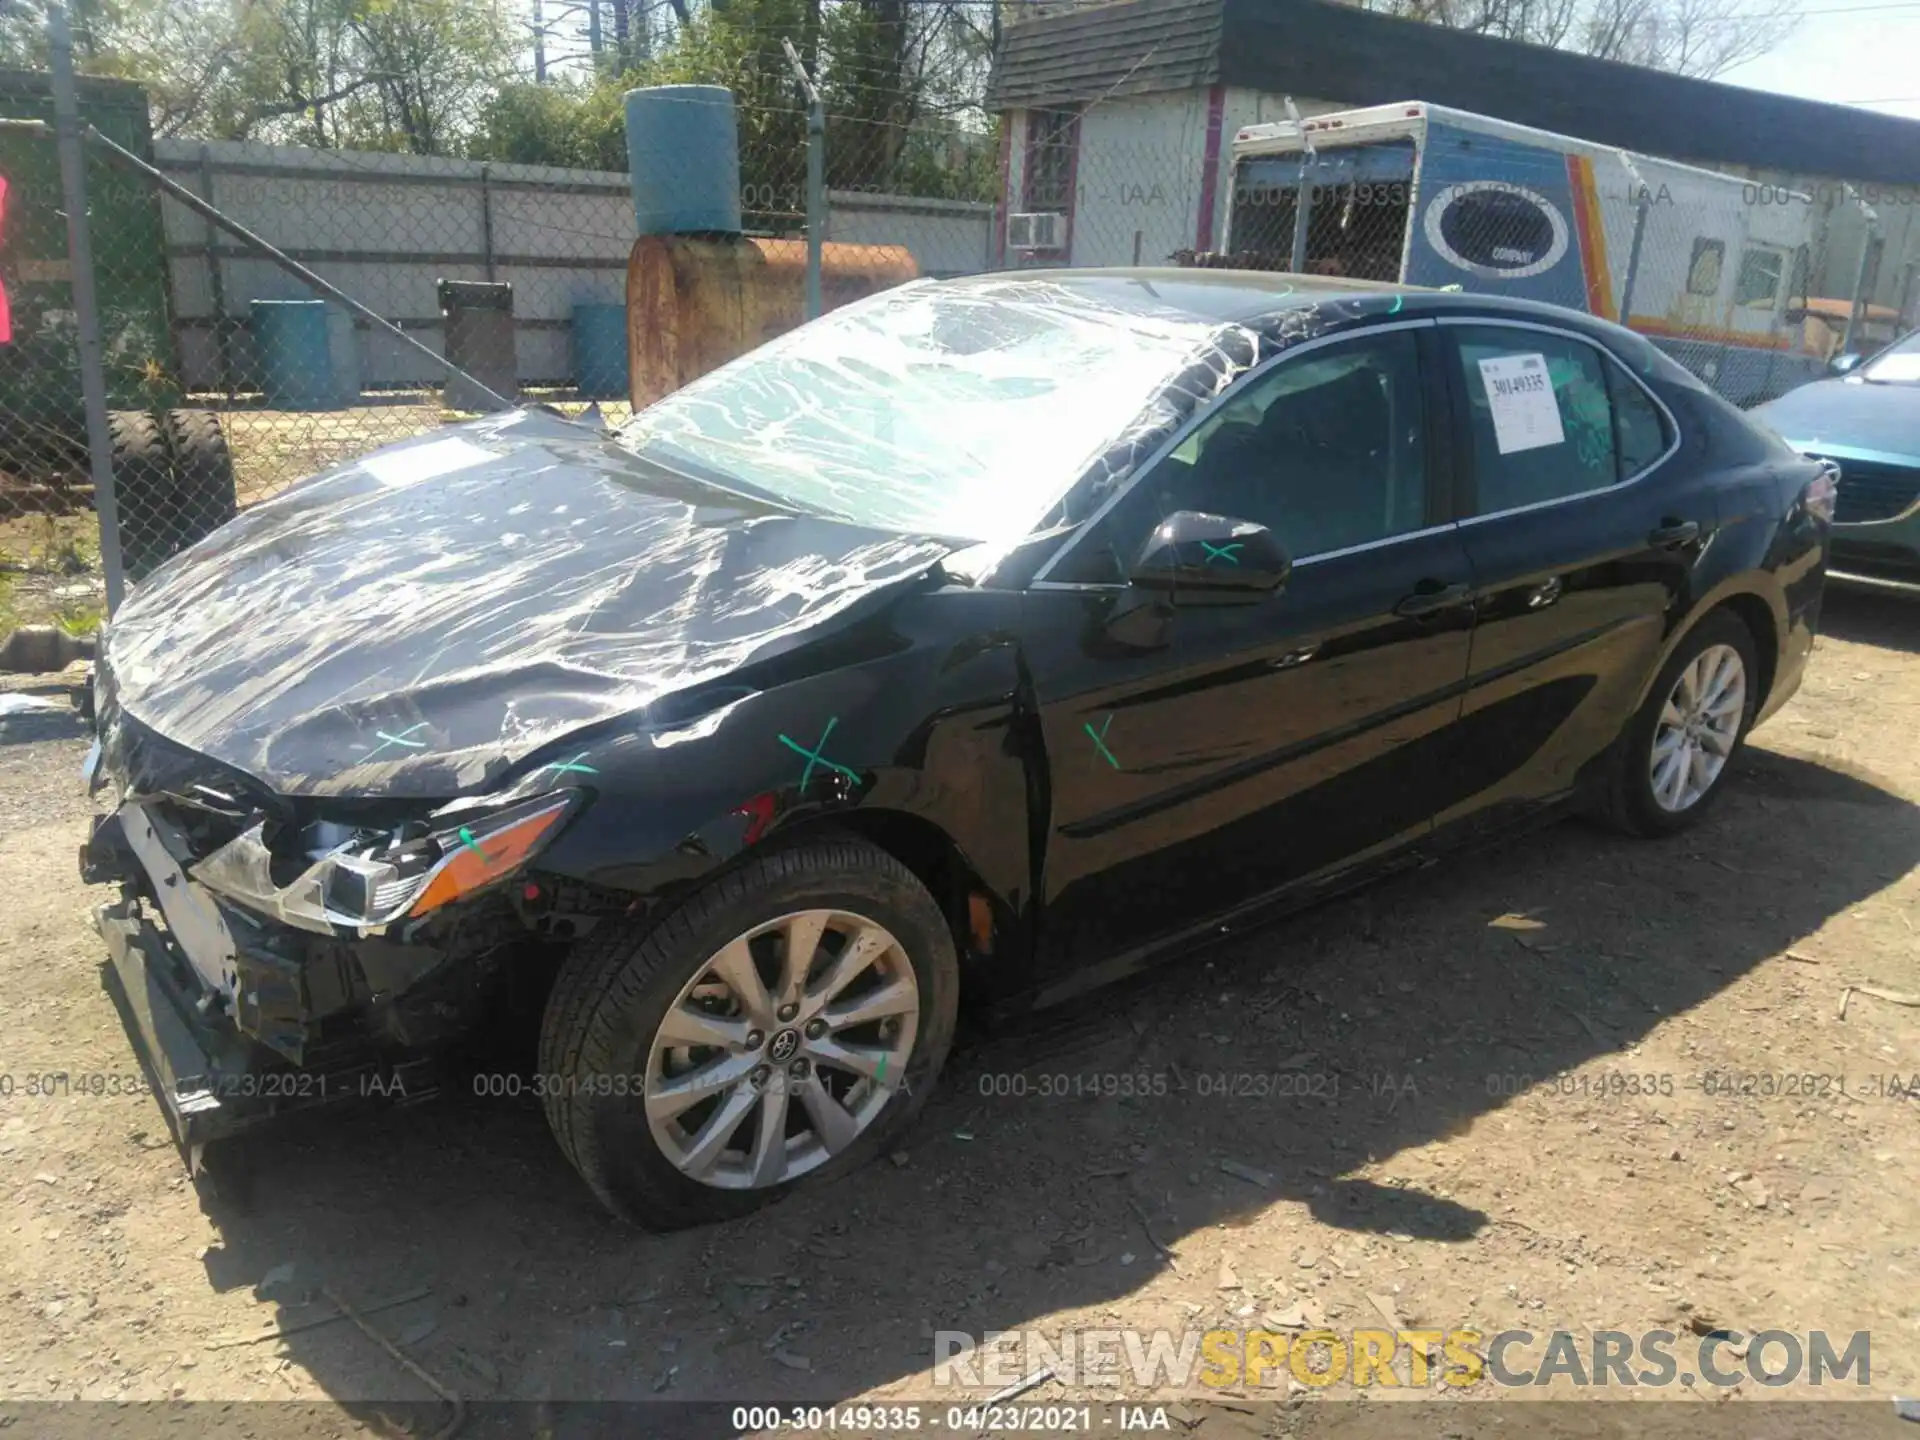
top-left (1525, 575), bottom-right (1564, 610)
top-left (1394, 580), bottom-right (1471, 618)
top-left (1648, 519), bottom-right (1701, 549)
top-left (1267, 643), bottom-right (1320, 670)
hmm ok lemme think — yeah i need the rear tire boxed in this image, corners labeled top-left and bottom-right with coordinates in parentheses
top-left (538, 837), bottom-right (958, 1229)
top-left (109, 409), bottom-right (238, 584)
top-left (1597, 609), bottom-right (1759, 838)
top-left (162, 409), bottom-right (239, 533)
top-left (107, 412), bottom-right (173, 584)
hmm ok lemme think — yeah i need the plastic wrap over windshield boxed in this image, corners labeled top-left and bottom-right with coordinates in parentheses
top-left (615, 278), bottom-right (1245, 544)
top-left (98, 409), bottom-right (952, 799)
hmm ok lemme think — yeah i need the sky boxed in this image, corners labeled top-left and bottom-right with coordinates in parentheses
top-left (1721, 1), bottom-right (1920, 122)
top-left (526, 0), bottom-right (1920, 129)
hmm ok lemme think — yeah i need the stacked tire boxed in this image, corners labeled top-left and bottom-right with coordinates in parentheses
top-left (108, 408), bottom-right (238, 584)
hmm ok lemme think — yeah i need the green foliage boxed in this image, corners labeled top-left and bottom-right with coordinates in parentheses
top-left (54, 599), bottom-right (106, 636)
top-left (28, 521), bottom-right (98, 577)
top-left (469, 0), bottom-right (993, 204)
top-left (472, 80), bottom-right (613, 169)
top-left (32, 0), bottom-right (996, 198)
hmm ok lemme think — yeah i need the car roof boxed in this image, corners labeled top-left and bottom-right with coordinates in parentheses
top-left (934, 266), bottom-right (1635, 340)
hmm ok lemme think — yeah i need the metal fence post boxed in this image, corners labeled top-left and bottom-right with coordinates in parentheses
top-left (198, 142), bottom-right (234, 399)
top-left (805, 98), bottom-right (824, 320)
top-left (1840, 189), bottom-right (1879, 358)
top-left (47, 2), bottom-right (127, 613)
top-left (1287, 154), bottom-right (1313, 274)
top-left (783, 39), bottom-right (824, 320)
top-left (1283, 98), bottom-right (1314, 274)
top-left (480, 163), bottom-right (496, 281)
top-left (1617, 194), bottom-right (1651, 327)
top-left (1614, 151), bottom-right (1651, 328)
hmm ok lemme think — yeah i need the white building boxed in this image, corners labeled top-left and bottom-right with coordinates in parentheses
top-left (987, 0), bottom-right (1920, 324)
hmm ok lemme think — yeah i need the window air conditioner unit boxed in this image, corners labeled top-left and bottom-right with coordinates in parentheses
top-left (1007, 212), bottom-right (1065, 251)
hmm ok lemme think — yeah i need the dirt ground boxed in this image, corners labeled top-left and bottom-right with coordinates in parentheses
top-left (0, 589), bottom-right (1916, 1437)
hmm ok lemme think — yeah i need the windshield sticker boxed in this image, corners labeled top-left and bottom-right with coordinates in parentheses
top-left (362, 436), bottom-right (499, 489)
top-left (1478, 353), bottom-right (1566, 455)
top-left (1547, 357), bottom-right (1614, 473)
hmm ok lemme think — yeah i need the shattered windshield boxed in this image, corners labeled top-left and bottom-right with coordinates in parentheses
top-left (614, 278), bottom-right (1230, 543)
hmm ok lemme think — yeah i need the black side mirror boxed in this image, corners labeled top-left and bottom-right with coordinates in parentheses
top-left (1829, 352), bottom-right (1863, 376)
top-left (1129, 510), bottom-right (1290, 601)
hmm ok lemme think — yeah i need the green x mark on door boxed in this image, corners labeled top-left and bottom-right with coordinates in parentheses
top-left (1084, 713), bottom-right (1120, 769)
top-left (1201, 540), bottom-right (1243, 567)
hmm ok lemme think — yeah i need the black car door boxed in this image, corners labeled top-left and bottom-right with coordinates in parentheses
top-left (1431, 316), bottom-right (1715, 838)
top-left (1019, 322), bottom-right (1478, 989)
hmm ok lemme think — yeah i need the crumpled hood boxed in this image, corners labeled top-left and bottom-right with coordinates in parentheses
top-left (1752, 378), bottom-right (1920, 464)
top-left (101, 409), bottom-right (952, 799)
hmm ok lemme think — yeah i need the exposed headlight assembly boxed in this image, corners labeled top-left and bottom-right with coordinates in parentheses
top-left (326, 792), bottom-right (578, 924)
top-left (190, 790), bottom-right (580, 936)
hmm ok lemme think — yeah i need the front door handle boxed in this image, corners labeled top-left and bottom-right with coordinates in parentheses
top-left (1394, 580), bottom-right (1471, 618)
top-left (1648, 518), bottom-right (1701, 549)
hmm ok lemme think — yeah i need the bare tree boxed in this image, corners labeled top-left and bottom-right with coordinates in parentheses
top-left (1358, 0), bottom-right (1798, 77)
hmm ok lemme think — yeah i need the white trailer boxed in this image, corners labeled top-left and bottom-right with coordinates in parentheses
top-left (1223, 101), bottom-right (1827, 403)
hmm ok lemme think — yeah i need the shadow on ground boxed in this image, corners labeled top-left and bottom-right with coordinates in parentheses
top-left (0, 700), bottom-right (87, 747)
top-left (1819, 586), bottom-right (1920, 655)
top-left (159, 747), bottom-right (1918, 1428)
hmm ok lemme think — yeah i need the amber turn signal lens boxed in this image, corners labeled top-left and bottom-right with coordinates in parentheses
top-left (406, 799), bottom-right (572, 917)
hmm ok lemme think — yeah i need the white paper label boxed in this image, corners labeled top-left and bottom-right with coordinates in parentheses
top-left (362, 436), bottom-right (499, 489)
top-left (1477, 353), bottom-right (1565, 455)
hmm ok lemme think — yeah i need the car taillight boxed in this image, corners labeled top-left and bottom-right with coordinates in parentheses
top-left (1803, 463), bottom-right (1839, 524)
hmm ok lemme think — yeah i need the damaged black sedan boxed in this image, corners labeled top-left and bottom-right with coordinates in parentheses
top-left (83, 270), bottom-right (1831, 1229)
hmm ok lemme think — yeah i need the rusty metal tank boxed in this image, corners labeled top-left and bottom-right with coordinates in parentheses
top-left (626, 234), bottom-right (918, 407)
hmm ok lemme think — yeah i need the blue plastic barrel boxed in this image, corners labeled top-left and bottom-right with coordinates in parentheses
top-left (325, 303), bottom-right (362, 405)
top-left (250, 299), bottom-right (335, 410)
top-left (572, 303), bottom-right (629, 398)
top-left (624, 85), bottom-right (742, 235)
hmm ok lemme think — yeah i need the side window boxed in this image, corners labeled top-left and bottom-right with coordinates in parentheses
top-left (1451, 326), bottom-right (1644, 513)
top-left (1607, 363), bottom-right (1672, 478)
top-left (1735, 245), bottom-right (1785, 309)
top-left (1687, 239), bottom-right (1725, 297)
top-left (1788, 244), bottom-right (1812, 309)
top-left (1023, 107), bottom-right (1079, 214)
top-left (1055, 330), bottom-right (1428, 580)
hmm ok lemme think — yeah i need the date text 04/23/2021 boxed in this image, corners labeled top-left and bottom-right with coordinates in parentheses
top-left (731, 1405), bottom-right (1171, 1431)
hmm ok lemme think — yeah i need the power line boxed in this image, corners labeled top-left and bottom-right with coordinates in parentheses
top-left (1789, 1), bottom-right (1920, 14)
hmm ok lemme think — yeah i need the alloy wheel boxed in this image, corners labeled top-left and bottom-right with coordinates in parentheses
top-left (644, 909), bottom-right (920, 1189)
top-left (1649, 642), bottom-right (1746, 813)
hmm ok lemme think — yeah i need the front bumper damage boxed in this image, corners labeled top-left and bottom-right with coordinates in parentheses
top-left (83, 804), bottom-right (464, 1149)
top-left (79, 715), bottom-right (550, 1151)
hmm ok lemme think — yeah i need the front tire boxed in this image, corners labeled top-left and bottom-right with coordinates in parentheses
top-left (538, 836), bottom-right (958, 1229)
top-left (1598, 610), bottom-right (1759, 837)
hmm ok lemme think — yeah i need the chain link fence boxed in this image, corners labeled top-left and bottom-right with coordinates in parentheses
top-left (1, 4), bottom-right (1913, 657)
